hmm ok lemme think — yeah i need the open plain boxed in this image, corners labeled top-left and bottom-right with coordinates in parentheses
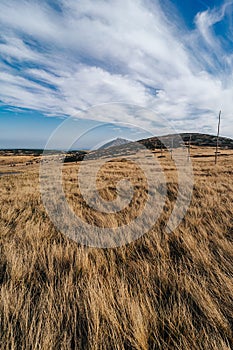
top-left (0, 146), bottom-right (233, 349)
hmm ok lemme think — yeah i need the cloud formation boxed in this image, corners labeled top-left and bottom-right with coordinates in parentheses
top-left (0, 0), bottom-right (233, 136)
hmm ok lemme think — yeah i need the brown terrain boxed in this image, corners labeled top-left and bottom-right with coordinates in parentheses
top-left (0, 134), bottom-right (233, 349)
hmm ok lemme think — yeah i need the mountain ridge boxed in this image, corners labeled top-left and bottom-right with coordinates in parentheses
top-left (138, 132), bottom-right (233, 149)
top-left (98, 137), bottom-right (131, 150)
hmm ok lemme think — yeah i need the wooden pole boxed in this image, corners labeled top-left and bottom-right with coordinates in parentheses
top-left (160, 142), bottom-right (163, 157)
top-left (170, 138), bottom-right (173, 160)
top-left (188, 134), bottom-right (191, 162)
top-left (215, 110), bottom-right (221, 165)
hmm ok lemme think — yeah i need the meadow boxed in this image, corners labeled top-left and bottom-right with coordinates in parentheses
top-left (0, 147), bottom-right (233, 349)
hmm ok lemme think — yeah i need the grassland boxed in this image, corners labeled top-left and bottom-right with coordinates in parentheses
top-left (0, 147), bottom-right (233, 349)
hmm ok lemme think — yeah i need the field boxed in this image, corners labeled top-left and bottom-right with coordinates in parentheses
top-left (0, 147), bottom-right (233, 349)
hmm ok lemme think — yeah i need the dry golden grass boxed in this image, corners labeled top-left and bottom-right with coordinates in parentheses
top-left (0, 147), bottom-right (233, 349)
top-left (0, 155), bottom-right (37, 166)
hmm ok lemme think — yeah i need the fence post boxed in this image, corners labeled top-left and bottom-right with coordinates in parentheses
top-left (215, 110), bottom-right (221, 165)
top-left (170, 137), bottom-right (173, 160)
top-left (188, 134), bottom-right (191, 162)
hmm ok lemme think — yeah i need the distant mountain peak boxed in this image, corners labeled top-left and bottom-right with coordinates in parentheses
top-left (99, 137), bottom-right (130, 150)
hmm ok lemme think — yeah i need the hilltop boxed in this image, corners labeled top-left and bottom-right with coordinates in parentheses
top-left (139, 132), bottom-right (233, 149)
top-left (98, 137), bottom-right (130, 149)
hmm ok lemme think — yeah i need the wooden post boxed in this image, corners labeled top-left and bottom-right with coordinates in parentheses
top-left (170, 138), bottom-right (173, 160)
top-left (160, 142), bottom-right (163, 157)
top-left (215, 110), bottom-right (221, 165)
top-left (188, 134), bottom-right (191, 162)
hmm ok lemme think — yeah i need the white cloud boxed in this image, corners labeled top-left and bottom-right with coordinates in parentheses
top-left (0, 0), bottom-right (232, 137)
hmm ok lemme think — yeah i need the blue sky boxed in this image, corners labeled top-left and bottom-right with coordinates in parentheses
top-left (0, 0), bottom-right (233, 149)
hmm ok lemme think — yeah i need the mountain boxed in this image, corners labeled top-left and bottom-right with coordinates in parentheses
top-left (98, 133), bottom-right (233, 152)
top-left (138, 133), bottom-right (233, 149)
top-left (98, 137), bottom-right (131, 149)
top-left (68, 133), bottom-right (233, 162)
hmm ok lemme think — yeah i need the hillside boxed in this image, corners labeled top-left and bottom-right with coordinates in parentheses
top-left (98, 137), bottom-right (130, 149)
top-left (139, 132), bottom-right (233, 149)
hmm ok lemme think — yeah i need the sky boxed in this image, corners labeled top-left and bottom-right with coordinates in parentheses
top-left (0, 0), bottom-right (233, 149)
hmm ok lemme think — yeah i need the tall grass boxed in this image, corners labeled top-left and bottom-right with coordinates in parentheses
top-left (0, 148), bottom-right (233, 349)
